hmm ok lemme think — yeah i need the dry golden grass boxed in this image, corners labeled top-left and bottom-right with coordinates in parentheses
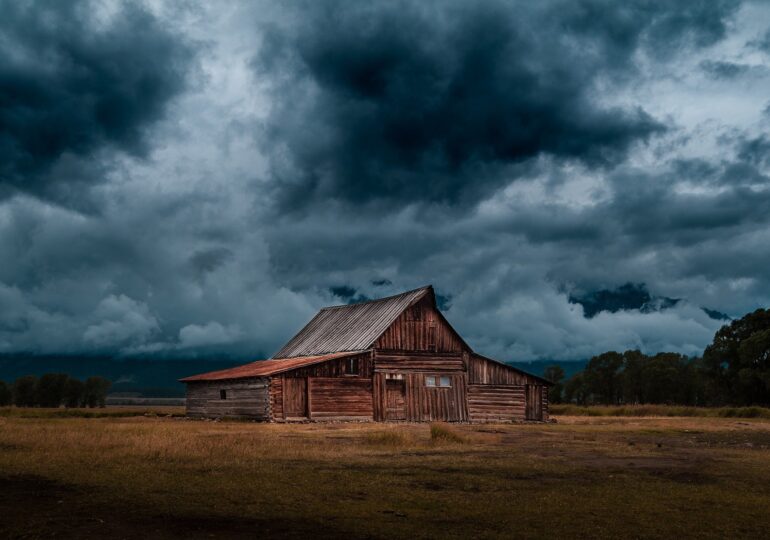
top-left (1, 409), bottom-right (769, 538)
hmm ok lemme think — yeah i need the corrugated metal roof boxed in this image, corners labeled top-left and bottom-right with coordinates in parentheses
top-left (272, 285), bottom-right (433, 358)
top-left (179, 351), bottom-right (366, 382)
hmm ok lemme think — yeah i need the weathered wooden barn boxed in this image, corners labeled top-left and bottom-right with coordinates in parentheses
top-left (181, 286), bottom-right (551, 422)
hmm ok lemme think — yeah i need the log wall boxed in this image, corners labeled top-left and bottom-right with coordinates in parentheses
top-left (185, 378), bottom-right (270, 419)
top-left (467, 384), bottom-right (525, 422)
top-left (309, 377), bottom-right (373, 420)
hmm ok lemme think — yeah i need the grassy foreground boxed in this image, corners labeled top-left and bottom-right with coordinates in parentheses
top-left (1, 409), bottom-right (770, 539)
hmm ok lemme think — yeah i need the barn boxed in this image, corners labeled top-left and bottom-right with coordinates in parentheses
top-left (180, 286), bottom-right (552, 422)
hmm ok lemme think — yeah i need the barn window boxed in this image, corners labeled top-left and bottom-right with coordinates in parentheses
top-left (346, 357), bottom-right (360, 375)
top-left (220, 390), bottom-right (227, 400)
top-left (425, 376), bottom-right (451, 388)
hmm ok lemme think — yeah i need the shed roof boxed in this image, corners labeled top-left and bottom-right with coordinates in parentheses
top-left (179, 350), bottom-right (366, 382)
top-left (272, 285), bottom-right (433, 358)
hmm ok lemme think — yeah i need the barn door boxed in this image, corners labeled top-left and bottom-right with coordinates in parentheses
top-left (284, 377), bottom-right (308, 419)
top-left (385, 379), bottom-right (406, 421)
top-left (525, 385), bottom-right (543, 421)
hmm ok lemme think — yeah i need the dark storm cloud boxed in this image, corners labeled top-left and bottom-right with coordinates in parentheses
top-left (0, 0), bottom-right (192, 201)
top-left (258, 0), bottom-right (742, 207)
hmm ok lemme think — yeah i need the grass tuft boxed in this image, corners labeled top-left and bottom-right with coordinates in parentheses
top-left (429, 422), bottom-right (467, 444)
top-left (364, 430), bottom-right (410, 446)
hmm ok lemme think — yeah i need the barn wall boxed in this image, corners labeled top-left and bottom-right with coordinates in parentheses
top-left (375, 297), bottom-right (465, 353)
top-left (185, 378), bottom-right (270, 419)
top-left (309, 377), bottom-right (373, 420)
top-left (466, 355), bottom-right (549, 422)
top-left (282, 352), bottom-right (373, 378)
top-left (468, 384), bottom-right (525, 422)
top-left (468, 354), bottom-right (542, 385)
top-left (272, 352), bottom-right (374, 421)
top-left (374, 352), bottom-right (465, 372)
top-left (405, 372), bottom-right (468, 421)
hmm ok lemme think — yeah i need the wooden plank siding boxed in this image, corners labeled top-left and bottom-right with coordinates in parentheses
top-left (309, 377), bottom-right (373, 420)
top-left (185, 378), bottom-right (270, 419)
top-left (374, 297), bottom-right (465, 353)
top-left (271, 351), bottom-right (374, 421)
top-left (468, 385), bottom-right (525, 422)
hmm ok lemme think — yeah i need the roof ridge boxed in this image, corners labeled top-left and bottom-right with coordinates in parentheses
top-left (320, 284), bottom-right (432, 310)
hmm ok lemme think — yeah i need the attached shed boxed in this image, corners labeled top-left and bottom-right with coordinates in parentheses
top-left (181, 285), bottom-right (552, 422)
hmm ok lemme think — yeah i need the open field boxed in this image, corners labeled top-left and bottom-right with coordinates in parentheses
top-left (1, 409), bottom-right (770, 539)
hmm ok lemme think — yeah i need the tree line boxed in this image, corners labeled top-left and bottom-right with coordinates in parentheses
top-left (545, 308), bottom-right (770, 407)
top-left (0, 374), bottom-right (112, 408)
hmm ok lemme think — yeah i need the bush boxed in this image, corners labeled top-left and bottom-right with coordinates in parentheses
top-left (429, 423), bottom-right (467, 444)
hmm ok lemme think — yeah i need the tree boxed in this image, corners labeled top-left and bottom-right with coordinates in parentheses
top-left (543, 365), bottom-right (565, 404)
top-left (13, 375), bottom-right (38, 407)
top-left (583, 351), bottom-right (624, 404)
top-left (621, 350), bottom-right (646, 404)
top-left (83, 376), bottom-right (111, 408)
top-left (0, 381), bottom-right (11, 406)
top-left (64, 378), bottom-right (85, 408)
top-left (35, 373), bottom-right (69, 408)
top-left (564, 372), bottom-right (588, 405)
top-left (703, 308), bottom-right (770, 405)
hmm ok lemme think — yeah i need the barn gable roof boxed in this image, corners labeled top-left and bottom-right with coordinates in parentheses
top-left (179, 351), bottom-right (366, 382)
top-left (272, 285), bottom-right (433, 358)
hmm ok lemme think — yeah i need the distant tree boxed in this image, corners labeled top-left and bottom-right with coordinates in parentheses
top-left (583, 351), bottom-right (624, 404)
top-left (63, 378), bottom-right (85, 408)
top-left (621, 350), bottom-right (646, 404)
top-left (543, 365), bottom-right (565, 404)
top-left (13, 375), bottom-right (38, 407)
top-left (36, 373), bottom-right (69, 408)
top-left (0, 380), bottom-right (11, 406)
top-left (642, 353), bottom-right (687, 404)
top-left (703, 309), bottom-right (770, 405)
top-left (83, 376), bottom-right (111, 408)
top-left (564, 372), bottom-right (588, 405)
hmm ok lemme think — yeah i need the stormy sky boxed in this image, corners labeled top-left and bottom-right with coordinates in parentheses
top-left (1, 0), bottom-right (769, 362)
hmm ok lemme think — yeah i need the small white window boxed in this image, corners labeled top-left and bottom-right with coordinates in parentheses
top-left (346, 357), bottom-right (360, 375)
top-left (439, 376), bottom-right (451, 387)
top-left (425, 376), bottom-right (437, 387)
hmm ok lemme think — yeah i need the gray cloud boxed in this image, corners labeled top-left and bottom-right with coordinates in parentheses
top-left (0, 0), bottom-right (193, 205)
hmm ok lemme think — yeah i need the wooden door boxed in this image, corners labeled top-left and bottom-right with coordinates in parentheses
top-left (385, 379), bottom-right (406, 421)
top-left (284, 377), bottom-right (307, 419)
top-left (525, 385), bottom-right (543, 421)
